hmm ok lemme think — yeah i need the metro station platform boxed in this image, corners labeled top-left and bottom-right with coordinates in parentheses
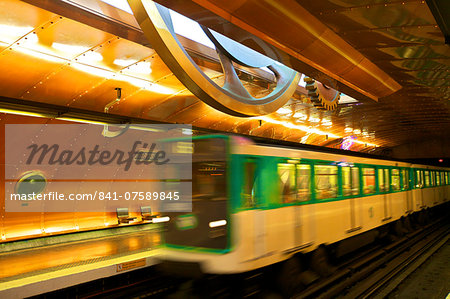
top-left (0, 225), bottom-right (160, 298)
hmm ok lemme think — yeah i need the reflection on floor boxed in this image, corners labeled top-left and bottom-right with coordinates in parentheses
top-left (0, 227), bottom-right (161, 297)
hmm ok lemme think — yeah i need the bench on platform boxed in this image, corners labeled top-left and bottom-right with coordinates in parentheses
top-left (140, 206), bottom-right (155, 221)
top-left (116, 208), bottom-right (136, 224)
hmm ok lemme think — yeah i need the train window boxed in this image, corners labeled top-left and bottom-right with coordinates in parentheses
top-left (378, 169), bottom-right (387, 192)
top-left (402, 169), bottom-right (409, 190)
top-left (384, 169), bottom-right (390, 191)
top-left (242, 162), bottom-right (257, 208)
top-left (314, 165), bottom-right (338, 200)
top-left (342, 167), bottom-right (359, 196)
top-left (297, 164), bottom-right (311, 201)
top-left (342, 167), bottom-right (351, 196)
top-left (415, 170), bottom-right (423, 188)
top-left (424, 171), bottom-right (430, 187)
top-left (431, 171), bottom-right (436, 186)
top-left (352, 168), bottom-right (360, 195)
top-left (362, 168), bottom-right (375, 194)
top-left (391, 169), bottom-right (400, 191)
top-left (440, 172), bottom-right (445, 185)
top-left (436, 172), bottom-right (441, 186)
top-left (278, 163), bottom-right (296, 203)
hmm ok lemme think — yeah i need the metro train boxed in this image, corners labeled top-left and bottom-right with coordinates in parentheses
top-left (158, 134), bottom-right (450, 276)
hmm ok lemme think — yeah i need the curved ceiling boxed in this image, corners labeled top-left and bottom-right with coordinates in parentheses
top-left (0, 0), bottom-right (448, 157)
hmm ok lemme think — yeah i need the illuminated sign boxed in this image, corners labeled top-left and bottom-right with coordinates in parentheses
top-left (341, 136), bottom-right (356, 150)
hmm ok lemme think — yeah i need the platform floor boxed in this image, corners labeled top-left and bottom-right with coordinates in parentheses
top-left (388, 238), bottom-right (450, 299)
top-left (0, 228), bottom-right (160, 298)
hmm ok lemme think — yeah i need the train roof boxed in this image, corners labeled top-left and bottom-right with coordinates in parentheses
top-left (192, 134), bottom-right (450, 170)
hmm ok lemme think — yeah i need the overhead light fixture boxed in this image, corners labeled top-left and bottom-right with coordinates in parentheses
top-left (0, 108), bottom-right (54, 118)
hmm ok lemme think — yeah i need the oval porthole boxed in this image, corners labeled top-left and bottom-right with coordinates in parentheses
top-left (15, 171), bottom-right (47, 196)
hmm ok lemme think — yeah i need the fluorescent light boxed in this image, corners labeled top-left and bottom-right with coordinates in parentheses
top-left (209, 220), bottom-right (227, 228)
top-left (152, 216), bottom-right (170, 223)
top-left (0, 108), bottom-right (51, 118)
top-left (57, 117), bottom-right (107, 125)
top-left (182, 128), bottom-right (193, 135)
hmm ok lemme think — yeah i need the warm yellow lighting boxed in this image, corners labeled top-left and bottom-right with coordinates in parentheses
top-left (113, 58), bottom-right (139, 67)
top-left (257, 116), bottom-right (340, 138)
top-left (344, 127), bottom-right (353, 133)
top-left (0, 24), bottom-right (33, 44)
top-left (77, 51), bottom-right (104, 63)
top-left (43, 227), bottom-right (72, 234)
top-left (354, 139), bottom-right (377, 147)
top-left (72, 62), bottom-right (114, 78)
top-left (52, 42), bottom-right (91, 57)
top-left (293, 112), bottom-right (307, 120)
top-left (255, 116), bottom-right (379, 147)
top-left (276, 107), bottom-right (292, 115)
top-left (113, 74), bottom-right (175, 94)
top-left (145, 83), bottom-right (175, 94)
top-left (115, 74), bottom-right (148, 88)
top-left (123, 61), bottom-right (152, 76)
top-left (14, 47), bottom-right (67, 64)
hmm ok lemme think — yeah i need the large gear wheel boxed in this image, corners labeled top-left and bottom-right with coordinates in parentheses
top-left (304, 76), bottom-right (340, 111)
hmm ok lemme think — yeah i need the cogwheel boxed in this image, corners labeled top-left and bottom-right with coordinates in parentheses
top-left (304, 76), bottom-right (340, 111)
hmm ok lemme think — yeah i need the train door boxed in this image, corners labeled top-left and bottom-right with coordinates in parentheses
top-left (342, 166), bottom-right (362, 232)
top-left (278, 160), bottom-right (299, 248)
top-left (242, 157), bottom-right (265, 259)
top-left (403, 169), bottom-right (413, 212)
top-left (277, 161), bottom-right (315, 251)
top-left (296, 163), bottom-right (315, 247)
top-left (414, 170), bottom-right (425, 209)
top-left (435, 172), bottom-right (441, 205)
top-left (379, 168), bottom-right (392, 220)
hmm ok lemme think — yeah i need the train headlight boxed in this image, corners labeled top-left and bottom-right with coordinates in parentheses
top-left (152, 216), bottom-right (170, 223)
top-left (209, 220), bottom-right (227, 228)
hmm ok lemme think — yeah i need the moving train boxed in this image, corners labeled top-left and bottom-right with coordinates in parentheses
top-left (158, 134), bottom-right (450, 275)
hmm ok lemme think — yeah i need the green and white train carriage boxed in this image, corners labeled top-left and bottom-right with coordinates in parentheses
top-left (159, 135), bottom-right (450, 274)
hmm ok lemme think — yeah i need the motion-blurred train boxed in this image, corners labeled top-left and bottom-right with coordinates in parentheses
top-left (158, 134), bottom-right (450, 274)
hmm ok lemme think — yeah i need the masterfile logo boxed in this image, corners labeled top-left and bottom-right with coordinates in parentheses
top-left (5, 124), bottom-right (192, 213)
top-left (25, 141), bottom-right (170, 171)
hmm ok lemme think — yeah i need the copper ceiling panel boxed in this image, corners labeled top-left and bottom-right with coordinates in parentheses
top-left (296, 0), bottom-right (450, 148)
top-left (152, 0), bottom-right (401, 101)
top-left (0, 51), bottom-right (68, 99)
top-left (0, 0), bottom-right (447, 155)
